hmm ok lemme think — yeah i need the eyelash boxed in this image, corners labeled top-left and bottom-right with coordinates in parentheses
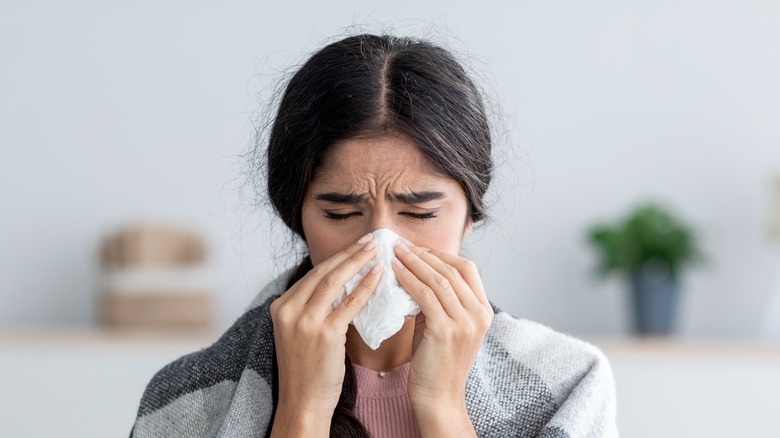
top-left (324, 212), bottom-right (360, 221)
top-left (324, 212), bottom-right (438, 221)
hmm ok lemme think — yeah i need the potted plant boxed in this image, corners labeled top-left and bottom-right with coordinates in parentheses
top-left (587, 202), bottom-right (704, 335)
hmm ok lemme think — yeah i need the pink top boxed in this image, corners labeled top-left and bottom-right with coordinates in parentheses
top-left (352, 362), bottom-right (421, 438)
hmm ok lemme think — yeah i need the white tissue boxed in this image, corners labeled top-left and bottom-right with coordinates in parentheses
top-left (332, 228), bottom-right (420, 349)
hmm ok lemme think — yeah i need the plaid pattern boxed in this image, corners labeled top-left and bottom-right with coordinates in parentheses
top-left (131, 272), bottom-right (618, 437)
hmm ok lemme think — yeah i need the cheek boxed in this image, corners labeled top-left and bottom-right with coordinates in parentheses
top-left (406, 222), bottom-right (465, 256)
top-left (306, 235), bottom-right (337, 266)
top-left (302, 202), bottom-right (361, 266)
top-left (404, 201), bottom-right (470, 255)
top-left (301, 203), bottom-right (333, 265)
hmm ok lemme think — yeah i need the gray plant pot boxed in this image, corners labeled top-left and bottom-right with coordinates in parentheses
top-left (629, 264), bottom-right (679, 335)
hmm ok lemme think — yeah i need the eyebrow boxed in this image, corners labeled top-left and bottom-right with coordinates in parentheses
top-left (314, 193), bottom-right (367, 204)
top-left (389, 191), bottom-right (446, 204)
top-left (314, 191), bottom-right (446, 205)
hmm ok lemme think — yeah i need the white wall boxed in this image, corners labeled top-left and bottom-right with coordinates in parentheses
top-left (1, 1), bottom-right (779, 337)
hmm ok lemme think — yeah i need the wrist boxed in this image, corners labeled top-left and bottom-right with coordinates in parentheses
top-left (271, 401), bottom-right (333, 437)
top-left (410, 398), bottom-right (475, 437)
top-left (410, 394), bottom-right (466, 417)
top-left (409, 387), bottom-right (466, 411)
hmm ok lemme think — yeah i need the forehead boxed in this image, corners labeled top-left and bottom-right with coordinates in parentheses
top-left (313, 135), bottom-right (453, 189)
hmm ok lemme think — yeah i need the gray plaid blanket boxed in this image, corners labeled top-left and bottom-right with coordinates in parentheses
top-left (131, 272), bottom-right (618, 437)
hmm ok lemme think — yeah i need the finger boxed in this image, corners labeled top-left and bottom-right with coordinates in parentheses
top-left (425, 249), bottom-right (488, 306)
top-left (424, 249), bottom-right (489, 308)
top-left (328, 263), bottom-right (382, 326)
top-left (412, 248), bottom-right (482, 310)
top-left (285, 233), bottom-right (376, 306)
top-left (393, 243), bottom-right (463, 319)
top-left (305, 241), bottom-right (380, 311)
top-left (393, 259), bottom-right (447, 321)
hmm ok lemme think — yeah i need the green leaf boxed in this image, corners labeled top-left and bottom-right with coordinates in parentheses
top-left (585, 202), bottom-right (704, 281)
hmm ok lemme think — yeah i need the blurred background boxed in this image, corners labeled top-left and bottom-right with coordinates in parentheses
top-left (1, 1), bottom-right (779, 436)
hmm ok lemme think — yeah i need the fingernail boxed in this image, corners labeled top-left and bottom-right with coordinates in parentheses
top-left (419, 247), bottom-right (431, 252)
top-left (370, 263), bottom-right (382, 275)
top-left (396, 242), bottom-right (411, 253)
top-left (401, 238), bottom-right (415, 247)
top-left (392, 258), bottom-right (405, 270)
top-left (358, 233), bottom-right (373, 244)
top-left (363, 239), bottom-right (378, 251)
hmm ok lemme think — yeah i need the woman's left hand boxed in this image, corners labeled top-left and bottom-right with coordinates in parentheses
top-left (392, 241), bottom-right (493, 433)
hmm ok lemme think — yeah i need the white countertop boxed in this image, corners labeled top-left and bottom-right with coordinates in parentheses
top-left (2, 329), bottom-right (779, 437)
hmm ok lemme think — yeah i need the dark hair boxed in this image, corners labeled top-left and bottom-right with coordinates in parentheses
top-left (264, 34), bottom-right (493, 437)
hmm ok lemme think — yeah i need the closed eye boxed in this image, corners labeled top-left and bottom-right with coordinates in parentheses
top-left (401, 211), bottom-right (438, 220)
top-left (324, 212), bottom-right (361, 221)
top-left (325, 211), bottom-right (438, 221)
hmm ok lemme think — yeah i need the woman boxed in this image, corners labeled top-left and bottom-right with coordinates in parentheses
top-left (131, 34), bottom-right (618, 437)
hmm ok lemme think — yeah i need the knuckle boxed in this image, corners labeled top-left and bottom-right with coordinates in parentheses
top-left (434, 274), bottom-right (451, 290)
top-left (321, 324), bottom-right (343, 343)
top-left (309, 263), bottom-right (330, 279)
top-left (444, 264), bottom-right (460, 278)
top-left (344, 286), bottom-right (363, 302)
top-left (417, 285), bottom-right (437, 302)
top-left (479, 309), bottom-right (494, 330)
top-left (318, 272), bottom-right (340, 291)
top-left (296, 316), bottom-right (317, 336)
top-left (461, 259), bottom-right (478, 274)
top-left (342, 292), bottom-right (363, 311)
top-left (438, 324), bottom-right (455, 339)
top-left (273, 306), bottom-right (293, 325)
top-left (461, 323), bottom-right (476, 339)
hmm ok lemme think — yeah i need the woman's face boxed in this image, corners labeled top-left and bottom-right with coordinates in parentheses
top-left (301, 134), bottom-right (473, 265)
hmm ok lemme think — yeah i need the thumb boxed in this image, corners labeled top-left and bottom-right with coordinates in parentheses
top-left (412, 313), bottom-right (426, 354)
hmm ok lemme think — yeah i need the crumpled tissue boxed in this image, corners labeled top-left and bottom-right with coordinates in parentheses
top-left (332, 228), bottom-right (420, 349)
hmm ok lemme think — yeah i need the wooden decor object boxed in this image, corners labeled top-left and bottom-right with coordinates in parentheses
top-left (99, 223), bottom-right (213, 330)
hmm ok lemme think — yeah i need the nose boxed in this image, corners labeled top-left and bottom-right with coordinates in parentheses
top-left (367, 208), bottom-right (400, 236)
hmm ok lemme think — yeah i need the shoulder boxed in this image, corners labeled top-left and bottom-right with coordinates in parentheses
top-left (132, 272), bottom-right (293, 436)
top-left (466, 308), bottom-right (617, 436)
top-left (489, 308), bottom-right (608, 362)
top-left (486, 307), bottom-right (615, 400)
top-left (135, 292), bottom-right (279, 418)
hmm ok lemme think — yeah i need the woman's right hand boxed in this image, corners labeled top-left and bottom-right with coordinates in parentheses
top-left (269, 233), bottom-right (382, 435)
